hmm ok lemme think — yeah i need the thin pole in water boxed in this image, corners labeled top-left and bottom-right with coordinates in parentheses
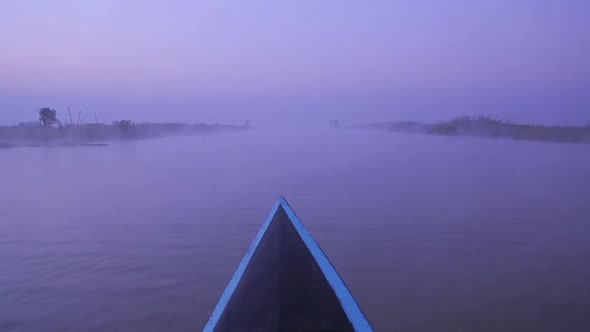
top-left (68, 107), bottom-right (74, 125)
top-left (77, 111), bottom-right (82, 144)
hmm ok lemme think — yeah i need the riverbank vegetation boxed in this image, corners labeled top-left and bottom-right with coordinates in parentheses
top-left (350, 116), bottom-right (590, 144)
top-left (0, 108), bottom-right (249, 148)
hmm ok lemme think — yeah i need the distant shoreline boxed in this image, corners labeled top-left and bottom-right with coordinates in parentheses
top-left (0, 122), bottom-right (250, 148)
top-left (348, 116), bottom-right (590, 144)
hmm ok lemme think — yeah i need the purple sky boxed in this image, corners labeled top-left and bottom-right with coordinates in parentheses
top-left (1, 0), bottom-right (588, 125)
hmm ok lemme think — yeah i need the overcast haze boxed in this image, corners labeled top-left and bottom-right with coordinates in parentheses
top-left (1, 0), bottom-right (588, 125)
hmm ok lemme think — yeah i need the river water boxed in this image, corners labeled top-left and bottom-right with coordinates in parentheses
top-left (1, 128), bottom-right (589, 331)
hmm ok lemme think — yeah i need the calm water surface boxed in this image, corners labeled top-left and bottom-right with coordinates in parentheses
top-left (1, 128), bottom-right (589, 331)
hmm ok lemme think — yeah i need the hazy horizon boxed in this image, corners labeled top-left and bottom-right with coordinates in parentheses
top-left (1, 0), bottom-right (589, 126)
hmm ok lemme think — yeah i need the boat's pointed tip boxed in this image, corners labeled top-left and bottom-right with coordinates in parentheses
top-left (277, 196), bottom-right (297, 215)
top-left (276, 196), bottom-right (293, 211)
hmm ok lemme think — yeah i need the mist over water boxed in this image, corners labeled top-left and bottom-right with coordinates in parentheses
top-left (1, 128), bottom-right (590, 331)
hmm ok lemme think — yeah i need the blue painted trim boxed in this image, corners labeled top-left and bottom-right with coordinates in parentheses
top-left (278, 196), bottom-right (373, 332)
top-left (203, 196), bottom-right (373, 332)
top-left (202, 199), bottom-right (281, 332)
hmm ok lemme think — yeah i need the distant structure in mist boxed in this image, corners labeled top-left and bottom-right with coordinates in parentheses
top-left (329, 119), bottom-right (339, 128)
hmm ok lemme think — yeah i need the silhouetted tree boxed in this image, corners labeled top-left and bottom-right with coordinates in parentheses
top-left (39, 107), bottom-right (58, 127)
top-left (112, 119), bottom-right (136, 138)
top-left (113, 119), bottom-right (134, 131)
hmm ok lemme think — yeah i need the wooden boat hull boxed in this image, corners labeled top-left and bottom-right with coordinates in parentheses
top-left (204, 197), bottom-right (373, 332)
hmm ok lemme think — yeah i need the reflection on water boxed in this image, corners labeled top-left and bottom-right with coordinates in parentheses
top-left (1, 128), bottom-right (590, 331)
